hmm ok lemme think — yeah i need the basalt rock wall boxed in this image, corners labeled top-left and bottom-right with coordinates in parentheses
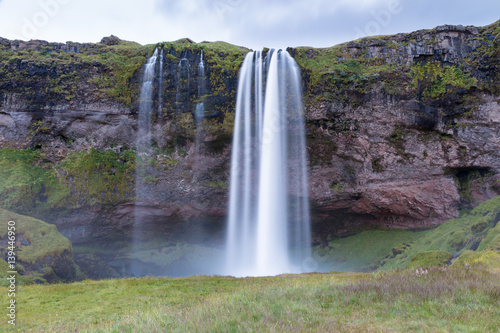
top-left (0, 21), bottom-right (499, 244)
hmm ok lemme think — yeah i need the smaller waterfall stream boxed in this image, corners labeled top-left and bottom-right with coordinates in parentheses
top-left (158, 48), bottom-right (164, 120)
top-left (194, 50), bottom-right (206, 160)
top-left (132, 48), bottom-right (158, 276)
top-left (176, 53), bottom-right (191, 114)
top-left (137, 48), bottom-right (158, 147)
top-left (195, 50), bottom-right (206, 124)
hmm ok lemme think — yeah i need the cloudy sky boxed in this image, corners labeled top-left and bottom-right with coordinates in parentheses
top-left (0, 0), bottom-right (498, 50)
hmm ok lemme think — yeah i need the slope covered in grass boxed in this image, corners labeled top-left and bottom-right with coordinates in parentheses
top-left (383, 196), bottom-right (500, 269)
top-left (314, 229), bottom-right (425, 272)
top-left (316, 195), bottom-right (500, 272)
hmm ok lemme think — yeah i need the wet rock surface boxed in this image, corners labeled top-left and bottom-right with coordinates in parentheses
top-left (0, 21), bottom-right (499, 245)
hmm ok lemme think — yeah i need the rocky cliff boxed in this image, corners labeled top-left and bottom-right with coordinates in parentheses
top-left (0, 21), bottom-right (499, 246)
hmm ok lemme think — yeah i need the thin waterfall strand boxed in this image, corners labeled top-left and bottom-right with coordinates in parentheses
top-left (158, 48), bottom-right (164, 119)
top-left (137, 48), bottom-right (158, 146)
top-left (195, 50), bottom-right (206, 123)
top-left (132, 48), bottom-right (158, 276)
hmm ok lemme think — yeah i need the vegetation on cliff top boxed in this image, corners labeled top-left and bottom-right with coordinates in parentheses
top-left (0, 37), bottom-right (247, 107)
top-left (293, 20), bottom-right (498, 107)
top-left (0, 20), bottom-right (497, 111)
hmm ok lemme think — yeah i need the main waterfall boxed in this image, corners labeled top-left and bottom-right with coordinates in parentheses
top-left (226, 50), bottom-right (311, 277)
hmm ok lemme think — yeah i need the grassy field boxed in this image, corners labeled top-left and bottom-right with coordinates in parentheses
top-left (0, 264), bottom-right (498, 332)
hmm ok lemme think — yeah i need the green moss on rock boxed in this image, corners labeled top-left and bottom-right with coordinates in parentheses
top-left (478, 223), bottom-right (500, 251)
top-left (314, 230), bottom-right (425, 272)
top-left (0, 209), bottom-right (79, 283)
top-left (452, 250), bottom-right (500, 270)
top-left (0, 148), bottom-right (69, 213)
top-left (407, 251), bottom-right (452, 268)
top-left (57, 147), bottom-right (135, 207)
top-left (382, 195), bottom-right (500, 270)
top-left (410, 62), bottom-right (477, 100)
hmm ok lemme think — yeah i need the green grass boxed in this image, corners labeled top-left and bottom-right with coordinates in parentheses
top-left (0, 266), bottom-right (498, 332)
top-left (454, 250), bottom-right (500, 271)
top-left (382, 196), bottom-right (500, 269)
top-left (479, 224), bottom-right (500, 251)
top-left (316, 230), bottom-right (425, 272)
top-left (407, 251), bottom-right (452, 268)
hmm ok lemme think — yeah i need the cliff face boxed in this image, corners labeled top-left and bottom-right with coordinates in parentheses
top-left (295, 22), bottom-right (500, 233)
top-left (0, 21), bottom-right (499, 244)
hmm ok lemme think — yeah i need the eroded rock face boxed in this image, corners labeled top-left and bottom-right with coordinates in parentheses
top-left (49, 142), bottom-right (231, 244)
top-left (305, 93), bottom-right (500, 229)
top-left (344, 25), bottom-right (481, 67)
top-left (0, 22), bottom-right (499, 243)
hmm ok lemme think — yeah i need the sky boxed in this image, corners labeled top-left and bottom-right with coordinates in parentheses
top-left (0, 0), bottom-right (498, 50)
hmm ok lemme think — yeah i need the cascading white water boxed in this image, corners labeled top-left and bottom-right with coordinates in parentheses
top-left (195, 50), bottom-right (206, 124)
top-left (176, 53), bottom-right (191, 114)
top-left (137, 48), bottom-right (158, 146)
top-left (226, 49), bottom-right (311, 277)
top-left (132, 48), bottom-right (158, 276)
top-left (192, 50), bottom-right (207, 180)
top-left (158, 48), bottom-right (164, 119)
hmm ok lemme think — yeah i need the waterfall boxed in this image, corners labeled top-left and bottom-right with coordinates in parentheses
top-left (158, 48), bottom-right (164, 120)
top-left (226, 50), bottom-right (311, 277)
top-left (195, 50), bottom-right (206, 124)
top-left (137, 48), bottom-right (158, 147)
top-left (193, 50), bottom-right (207, 162)
top-left (132, 48), bottom-right (158, 277)
top-left (176, 53), bottom-right (191, 114)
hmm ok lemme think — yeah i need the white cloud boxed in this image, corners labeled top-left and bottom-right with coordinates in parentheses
top-left (0, 0), bottom-right (498, 49)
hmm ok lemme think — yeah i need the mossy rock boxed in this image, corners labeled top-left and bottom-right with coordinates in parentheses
top-left (478, 223), bottom-right (500, 251)
top-left (0, 148), bottom-right (69, 213)
top-left (0, 258), bottom-right (47, 286)
top-left (41, 266), bottom-right (60, 283)
top-left (382, 195), bottom-right (500, 270)
top-left (486, 234), bottom-right (500, 251)
top-left (0, 209), bottom-right (80, 283)
top-left (57, 147), bottom-right (135, 207)
top-left (470, 219), bottom-right (489, 234)
top-left (452, 250), bottom-right (500, 270)
top-left (407, 251), bottom-right (452, 268)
